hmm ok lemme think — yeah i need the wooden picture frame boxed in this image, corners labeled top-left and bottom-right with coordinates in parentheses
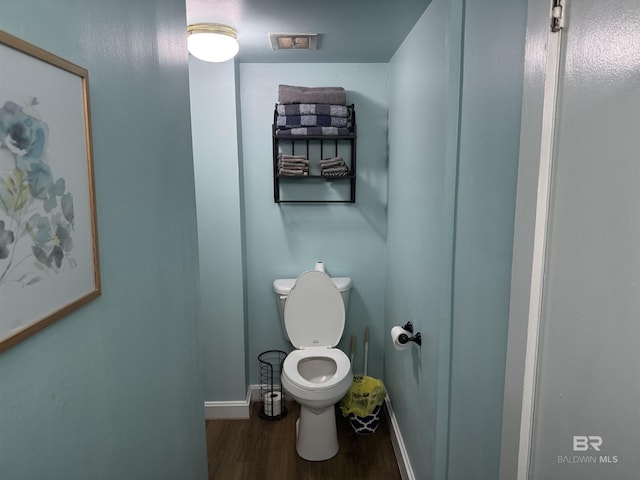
top-left (0, 31), bottom-right (100, 353)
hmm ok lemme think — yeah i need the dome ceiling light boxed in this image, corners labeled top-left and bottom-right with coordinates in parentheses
top-left (187, 23), bottom-right (239, 63)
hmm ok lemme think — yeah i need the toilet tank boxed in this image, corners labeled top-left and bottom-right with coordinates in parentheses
top-left (273, 276), bottom-right (352, 339)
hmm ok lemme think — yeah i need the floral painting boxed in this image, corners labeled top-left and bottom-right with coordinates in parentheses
top-left (0, 31), bottom-right (100, 352)
top-left (0, 100), bottom-right (76, 280)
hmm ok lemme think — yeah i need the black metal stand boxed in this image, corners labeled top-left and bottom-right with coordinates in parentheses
top-left (258, 350), bottom-right (288, 420)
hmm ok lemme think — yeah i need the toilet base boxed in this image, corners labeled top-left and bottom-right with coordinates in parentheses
top-left (295, 404), bottom-right (339, 461)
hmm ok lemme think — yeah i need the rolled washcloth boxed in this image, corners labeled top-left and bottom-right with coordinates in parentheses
top-left (278, 85), bottom-right (347, 105)
top-left (278, 168), bottom-right (308, 176)
top-left (278, 154), bottom-right (309, 175)
top-left (320, 156), bottom-right (349, 177)
top-left (278, 153), bottom-right (309, 164)
top-left (277, 103), bottom-right (350, 118)
top-left (279, 161), bottom-right (309, 169)
top-left (278, 159), bottom-right (308, 168)
top-left (319, 157), bottom-right (345, 169)
top-left (278, 153), bottom-right (309, 176)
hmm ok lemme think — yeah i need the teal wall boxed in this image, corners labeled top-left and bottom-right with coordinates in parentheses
top-left (190, 62), bottom-right (389, 398)
top-left (189, 58), bottom-right (247, 401)
top-left (0, 0), bottom-right (528, 477)
top-left (0, 1), bottom-right (208, 479)
top-left (239, 64), bottom-right (389, 382)
top-left (386, 0), bottom-right (462, 478)
top-left (186, 0), bottom-right (526, 478)
top-left (447, 0), bottom-right (526, 479)
top-left (385, 0), bottom-right (526, 479)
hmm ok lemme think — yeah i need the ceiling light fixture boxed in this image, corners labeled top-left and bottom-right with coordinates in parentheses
top-left (187, 23), bottom-right (239, 63)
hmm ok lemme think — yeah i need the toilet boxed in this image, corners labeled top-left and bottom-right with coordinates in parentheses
top-left (274, 264), bottom-right (353, 461)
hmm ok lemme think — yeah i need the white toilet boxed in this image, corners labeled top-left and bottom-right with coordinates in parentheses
top-left (274, 265), bottom-right (353, 461)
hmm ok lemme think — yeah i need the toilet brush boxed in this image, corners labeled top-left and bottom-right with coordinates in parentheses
top-left (363, 326), bottom-right (369, 377)
top-left (351, 333), bottom-right (363, 382)
top-left (350, 335), bottom-right (356, 365)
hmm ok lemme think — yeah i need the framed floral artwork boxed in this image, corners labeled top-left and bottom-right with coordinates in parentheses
top-left (0, 31), bottom-right (100, 352)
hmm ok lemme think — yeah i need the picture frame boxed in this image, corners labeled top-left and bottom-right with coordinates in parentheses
top-left (0, 31), bottom-right (100, 353)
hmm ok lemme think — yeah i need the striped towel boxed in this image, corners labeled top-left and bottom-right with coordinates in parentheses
top-left (277, 103), bottom-right (350, 118)
top-left (276, 127), bottom-right (351, 136)
top-left (277, 115), bottom-right (348, 128)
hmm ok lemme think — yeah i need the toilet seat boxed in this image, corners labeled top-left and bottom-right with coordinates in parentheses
top-left (283, 348), bottom-right (351, 391)
top-left (284, 270), bottom-right (345, 348)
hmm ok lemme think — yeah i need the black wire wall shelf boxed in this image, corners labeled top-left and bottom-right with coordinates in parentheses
top-left (272, 104), bottom-right (357, 203)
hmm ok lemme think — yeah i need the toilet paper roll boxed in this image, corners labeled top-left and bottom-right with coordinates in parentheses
top-left (263, 391), bottom-right (282, 417)
top-left (391, 326), bottom-right (410, 351)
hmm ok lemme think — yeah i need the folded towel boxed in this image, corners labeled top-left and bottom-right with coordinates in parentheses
top-left (277, 154), bottom-right (309, 167)
top-left (277, 115), bottom-right (348, 128)
top-left (319, 156), bottom-right (344, 165)
top-left (321, 164), bottom-right (348, 172)
top-left (278, 158), bottom-right (309, 165)
top-left (278, 155), bottom-right (309, 168)
top-left (277, 103), bottom-right (350, 118)
top-left (319, 160), bottom-right (344, 169)
top-left (321, 166), bottom-right (350, 177)
top-left (278, 160), bottom-right (309, 168)
top-left (278, 84), bottom-right (347, 105)
top-left (278, 163), bottom-right (309, 172)
top-left (276, 127), bottom-right (351, 136)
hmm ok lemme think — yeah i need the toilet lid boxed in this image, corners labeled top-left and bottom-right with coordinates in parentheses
top-left (284, 270), bottom-right (345, 348)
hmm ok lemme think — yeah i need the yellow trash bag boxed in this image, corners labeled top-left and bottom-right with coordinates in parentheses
top-left (340, 375), bottom-right (386, 418)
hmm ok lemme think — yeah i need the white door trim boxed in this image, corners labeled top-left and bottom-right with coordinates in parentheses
top-left (516, 21), bottom-right (564, 479)
top-left (499, 1), bottom-right (566, 479)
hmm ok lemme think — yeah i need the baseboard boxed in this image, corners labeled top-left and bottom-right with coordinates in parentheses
top-left (250, 383), bottom-right (266, 401)
top-left (384, 396), bottom-right (416, 480)
top-left (203, 386), bottom-right (253, 419)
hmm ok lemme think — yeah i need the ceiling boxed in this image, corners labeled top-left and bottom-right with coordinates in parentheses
top-left (186, 0), bottom-right (432, 63)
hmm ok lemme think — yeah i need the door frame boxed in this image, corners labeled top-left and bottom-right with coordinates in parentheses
top-left (499, 1), bottom-right (565, 479)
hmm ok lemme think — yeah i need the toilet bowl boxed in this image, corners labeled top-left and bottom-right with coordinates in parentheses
top-left (277, 268), bottom-right (353, 461)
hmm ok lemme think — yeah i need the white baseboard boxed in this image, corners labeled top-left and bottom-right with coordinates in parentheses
top-left (203, 386), bottom-right (252, 419)
top-left (384, 396), bottom-right (416, 480)
top-left (204, 385), bottom-right (271, 419)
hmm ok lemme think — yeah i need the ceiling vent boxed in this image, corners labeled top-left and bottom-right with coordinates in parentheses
top-left (269, 33), bottom-right (318, 50)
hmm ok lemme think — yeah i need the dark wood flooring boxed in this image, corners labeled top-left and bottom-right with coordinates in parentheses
top-left (206, 401), bottom-right (402, 480)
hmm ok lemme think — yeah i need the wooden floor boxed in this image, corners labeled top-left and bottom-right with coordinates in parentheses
top-left (206, 401), bottom-right (402, 480)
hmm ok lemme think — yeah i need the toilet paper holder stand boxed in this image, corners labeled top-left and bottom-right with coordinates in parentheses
top-left (398, 322), bottom-right (422, 346)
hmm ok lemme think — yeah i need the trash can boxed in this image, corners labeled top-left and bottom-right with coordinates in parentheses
top-left (258, 350), bottom-right (288, 420)
top-left (340, 375), bottom-right (386, 434)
